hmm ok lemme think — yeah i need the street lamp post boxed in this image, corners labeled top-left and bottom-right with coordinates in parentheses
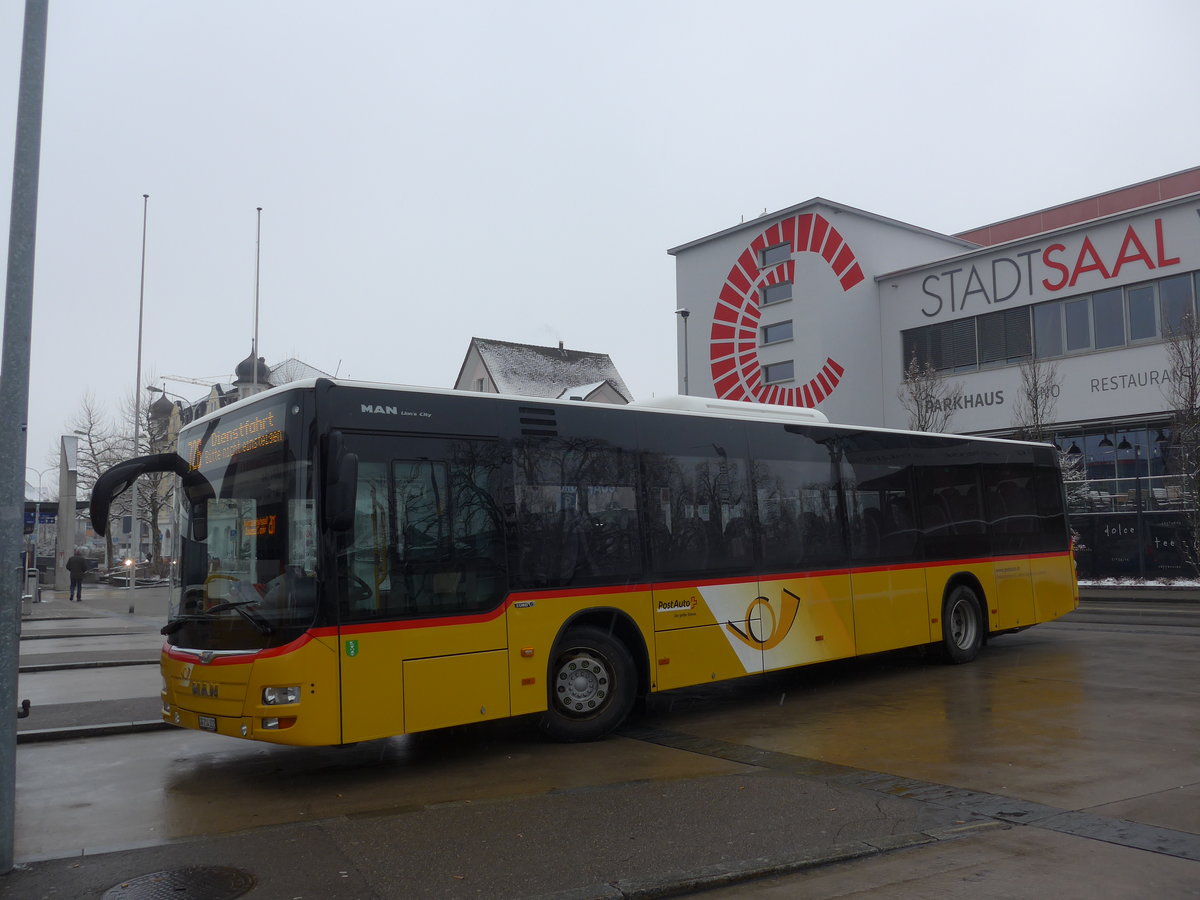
top-left (675, 308), bottom-right (690, 396)
top-left (129, 193), bottom-right (149, 613)
top-left (24, 465), bottom-right (53, 573)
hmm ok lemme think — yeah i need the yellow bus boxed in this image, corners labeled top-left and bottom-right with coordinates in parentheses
top-left (91, 379), bottom-right (1078, 746)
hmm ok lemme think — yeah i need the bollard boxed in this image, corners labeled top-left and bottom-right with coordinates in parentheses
top-left (24, 568), bottom-right (39, 603)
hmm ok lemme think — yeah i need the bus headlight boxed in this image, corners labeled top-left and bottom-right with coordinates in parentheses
top-left (262, 686), bottom-right (301, 705)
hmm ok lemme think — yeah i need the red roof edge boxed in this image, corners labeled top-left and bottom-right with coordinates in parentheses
top-left (955, 166), bottom-right (1200, 246)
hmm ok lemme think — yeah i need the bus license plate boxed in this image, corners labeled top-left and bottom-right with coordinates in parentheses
top-left (198, 715), bottom-right (217, 732)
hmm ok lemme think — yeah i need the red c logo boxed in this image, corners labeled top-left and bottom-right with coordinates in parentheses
top-left (709, 212), bottom-right (863, 407)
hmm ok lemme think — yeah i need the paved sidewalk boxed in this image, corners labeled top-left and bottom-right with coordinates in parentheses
top-left (17, 586), bottom-right (170, 742)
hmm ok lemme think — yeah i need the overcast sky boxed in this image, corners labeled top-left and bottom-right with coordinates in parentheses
top-left (3, 0), bottom-right (1199, 486)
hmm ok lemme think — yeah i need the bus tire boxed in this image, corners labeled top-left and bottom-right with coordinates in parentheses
top-left (540, 626), bottom-right (636, 742)
top-left (940, 584), bottom-right (984, 664)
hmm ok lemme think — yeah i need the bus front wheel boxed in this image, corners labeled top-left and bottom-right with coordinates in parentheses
top-left (540, 626), bottom-right (636, 742)
top-left (940, 585), bottom-right (984, 664)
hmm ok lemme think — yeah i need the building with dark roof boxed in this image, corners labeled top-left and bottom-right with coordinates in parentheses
top-left (455, 337), bottom-right (632, 404)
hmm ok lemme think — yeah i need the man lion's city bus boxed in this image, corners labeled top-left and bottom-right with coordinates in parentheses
top-left (91, 378), bottom-right (1078, 746)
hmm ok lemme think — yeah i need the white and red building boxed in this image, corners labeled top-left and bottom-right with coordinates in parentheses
top-left (669, 166), bottom-right (1200, 479)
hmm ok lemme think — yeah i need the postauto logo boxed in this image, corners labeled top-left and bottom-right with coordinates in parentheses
top-left (723, 589), bottom-right (801, 651)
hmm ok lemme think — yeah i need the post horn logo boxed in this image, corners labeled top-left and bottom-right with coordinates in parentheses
top-left (724, 588), bottom-right (801, 651)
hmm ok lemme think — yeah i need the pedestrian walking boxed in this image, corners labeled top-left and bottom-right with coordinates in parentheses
top-left (66, 550), bottom-right (88, 602)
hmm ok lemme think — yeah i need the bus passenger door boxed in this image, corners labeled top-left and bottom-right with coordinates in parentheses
top-left (640, 420), bottom-right (763, 692)
top-left (843, 435), bottom-right (931, 655)
top-left (984, 468), bottom-right (1037, 630)
top-left (335, 433), bottom-right (510, 742)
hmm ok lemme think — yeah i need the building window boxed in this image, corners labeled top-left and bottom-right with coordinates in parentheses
top-left (760, 281), bottom-right (792, 306)
top-left (1127, 283), bottom-right (1158, 342)
top-left (761, 321), bottom-right (793, 345)
top-left (902, 318), bottom-right (977, 373)
top-left (907, 268), bottom-right (1199, 376)
top-left (762, 360), bottom-right (794, 384)
top-left (760, 243), bottom-right (790, 267)
top-left (1064, 298), bottom-right (1091, 352)
top-left (1034, 302), bottom-right (1064, 357)
top-left (474, 377), bottom-right (486, 392)
top-left (978, 307), bottom-right (1031, 366)
top-left (1092, 288), bottom-right (1125, 349)
top-left (1160, 274), bottom-right (1195, 335)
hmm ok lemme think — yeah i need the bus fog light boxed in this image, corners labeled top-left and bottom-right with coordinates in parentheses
top-left (261, 717), bottom-right (296, 730)
top-left (262, 686), bottom-right (301, 705)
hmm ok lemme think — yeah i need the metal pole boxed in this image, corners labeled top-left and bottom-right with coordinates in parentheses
top-left (252, 206), bottom-right (261, 386)
top-left (1135, 446), bottom-right (1145, 579)
top-left (130, 194), bottom-right (148, 613)
top-left (24, 466), bottom-right (49, 571)
top-left (676, 308), bottom-right (690, 396)
top-left (30, 471), bottom-right (41, 573)
top-left (0, 0), bottom-right (48, 873)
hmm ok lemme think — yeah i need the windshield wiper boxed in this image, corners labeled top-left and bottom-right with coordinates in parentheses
top-left (211, 599), bottom-right (274, 635)
top-left (160, 599), bottom-right (273, 636)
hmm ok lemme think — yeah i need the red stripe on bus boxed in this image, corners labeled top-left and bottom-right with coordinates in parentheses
top-left (163, 550), bottom-right (1073, 659)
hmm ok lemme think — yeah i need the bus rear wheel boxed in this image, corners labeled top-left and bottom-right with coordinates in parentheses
top-left (540, 626), bottom-right (636, 742)
top-left (940, 584), bottom-right (984, 664)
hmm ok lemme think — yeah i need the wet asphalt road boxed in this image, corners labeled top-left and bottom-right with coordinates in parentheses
top-left (4, 591), bottom-right (1198, 898)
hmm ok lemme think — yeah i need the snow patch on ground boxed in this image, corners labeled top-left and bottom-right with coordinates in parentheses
top-left (1079, 578), bottom-right (1200, 588)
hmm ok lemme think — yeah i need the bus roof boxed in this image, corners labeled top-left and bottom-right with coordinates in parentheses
top-left (181, 377), bottom-right (1053, 450)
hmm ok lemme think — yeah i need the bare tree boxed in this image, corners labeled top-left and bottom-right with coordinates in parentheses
top-left (1011, 355), bottom-right (1060, 442)
top-left (68, 394), bottom-right (123, 566)
top-left (897, 351), bottom-right (964, 433)
top-left (119, 389), bottom-right (176, 572)
top-left (1163, 311), bottom-right (1200, 574)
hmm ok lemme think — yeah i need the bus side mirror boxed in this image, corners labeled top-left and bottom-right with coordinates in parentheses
top-left (91, 453), bottom-right (193, 536)
top-left (324, 432), bottom-right (358, 532)
top-left (328, 452), bottom-right (358, 531)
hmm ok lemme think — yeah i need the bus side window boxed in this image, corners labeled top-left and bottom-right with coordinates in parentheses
top-left (748, 425), bottom-right (845, 571)
top-left (840, 431), bottom-right (916, 564)
top-left (1032, 467), bottom-right (1069, 551)
top-left (983, 465), bottom-right (1038, 554)
top-left (513, 438), bottom-right (641, 588)
top-left (643, 450), bottom-right (752, 577)
top-left (913, 455), bottom-right (987, 560)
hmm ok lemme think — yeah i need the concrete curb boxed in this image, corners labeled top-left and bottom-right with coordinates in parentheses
top-left (532, 822), bottom-right (1007, 899)
top-left (1079, 585), bottom-right (1200, 602)
top-left (17, 719), bottom-right (172, 744)
top-left (19, 659), bottom-right (158, 673)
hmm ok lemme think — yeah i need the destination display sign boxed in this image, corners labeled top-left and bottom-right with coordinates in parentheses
top-left (185, 403), bottom-right (286, 471)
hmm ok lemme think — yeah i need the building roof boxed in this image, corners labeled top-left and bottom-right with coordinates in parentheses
top-left (461, 338), bottom-right (632, 402)
top-left (954, 165), bottom-right (1200, 246)
top-left (557, 381), bottom-right (608, 401)
top-left (270, 357), bottom-right (332, 385)
top-left (665, 197), bottom-right (978, 256)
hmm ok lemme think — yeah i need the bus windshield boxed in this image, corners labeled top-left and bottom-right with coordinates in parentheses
top-left (165, 398), bottom-right (319, 651)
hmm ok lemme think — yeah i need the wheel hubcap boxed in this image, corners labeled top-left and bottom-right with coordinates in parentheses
top-left (555, 651), bottom-right (610, 714)
top-left (950, 598), bottom-right (976, 648)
